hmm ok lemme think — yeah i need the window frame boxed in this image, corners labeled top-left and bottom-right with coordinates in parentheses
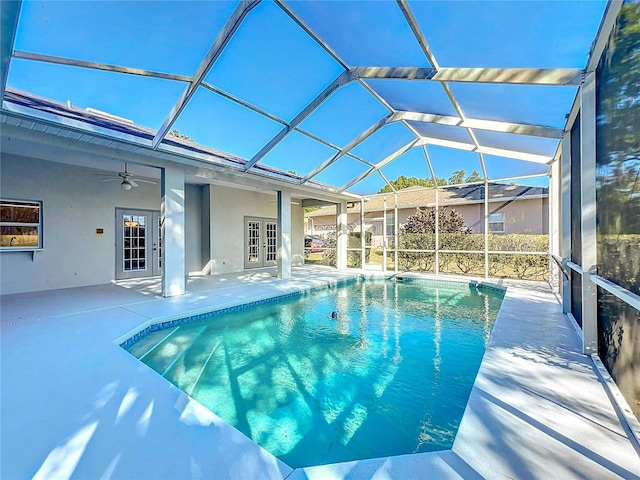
top-left (385, 212), bottom-right (395, 237)
top-left (488, 212), bottom-right (505, 233)
top-left (0, 199), bottom-right (43, 251)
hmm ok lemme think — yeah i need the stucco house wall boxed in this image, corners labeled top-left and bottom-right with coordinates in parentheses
top-left (206, 184), bottom-right (304, 275)
top-left (308, 197), bottom-right (549, 248)
top-left (0, 155), bottom-right (304, 295)
top-left (0, 154), bottom-right (162, 294)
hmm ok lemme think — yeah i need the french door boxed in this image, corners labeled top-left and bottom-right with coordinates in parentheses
top-left (115, 208), bottom-right (162, 279)
top-left (244, 216), bottom-right (277, 269)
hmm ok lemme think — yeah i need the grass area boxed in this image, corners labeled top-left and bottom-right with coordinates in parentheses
top-left (304, 253), bottom-right (325, 264)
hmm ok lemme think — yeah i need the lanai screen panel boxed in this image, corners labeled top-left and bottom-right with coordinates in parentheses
top-left (350, 123), bottom-right (417, 165)
top-left (426, 146), bottom-right (484, 184)
top-left (171, 87), bottom-right (283, 161)
top-left (347, 172), bottom-right (389, 197)
top-left (299, 82), bottom-right (390, 149)
top-left (7, 59), bottom-right (186, 131)
top-left (448, 83), bottom-right (579, 129)
top-left (2, 0), bottom-right (610, 194)
top-left (14, 1), bottom-right (235, 76)
top-left (482, 155), bottom-right (550, 182)
top-left (313, 156), bottom-right (371, 189)
top-left (407, 0), bottom-right (607, 68)
top-left (205, 1), bottom-right (344, 122)
top-left (380, 148), bottom-right (433, 186)
top-left (363, 80), bottom-right (457, 116)
top-left (285, 1), bottom-right (431, 67)
top-left (259, 131), bottom-right (339, 175)
top-left (473, 131), bottom-right (559, 159)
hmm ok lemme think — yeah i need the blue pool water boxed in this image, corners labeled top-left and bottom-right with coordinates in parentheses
top-left (125, 279), bottom-right (504, 467)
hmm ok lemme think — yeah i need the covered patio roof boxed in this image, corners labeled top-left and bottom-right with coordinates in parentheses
top-left (1, 0), bottom-right (608, 196)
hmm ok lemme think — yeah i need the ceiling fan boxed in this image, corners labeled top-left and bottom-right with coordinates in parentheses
top-left (95, 163), bottom-right (157, 190)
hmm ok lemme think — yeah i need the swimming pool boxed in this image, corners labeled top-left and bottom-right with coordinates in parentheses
top-left (124, 278), bottom-right (504, 468)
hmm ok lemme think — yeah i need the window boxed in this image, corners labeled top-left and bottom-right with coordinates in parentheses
top-left (386, 213), bottom-right (395, 236)
top-left (0, 199), bottom-right (43, 250)
top-left (488, 212), bottom-right (505, 233)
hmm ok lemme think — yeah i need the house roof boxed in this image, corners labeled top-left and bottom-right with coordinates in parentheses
top-left (4, 89), bottom-right (298, 181)
top-left (305, 183), bottom-right (548, 217)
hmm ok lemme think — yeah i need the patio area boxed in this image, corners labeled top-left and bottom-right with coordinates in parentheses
top-left (1, 266), bottom-right (638, 479)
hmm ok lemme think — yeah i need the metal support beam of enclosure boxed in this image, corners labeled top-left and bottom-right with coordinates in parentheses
top-left (336, 201), bottom-right (348, 270)
top-left (244, 70), bottom-right (355, 171)
top-left (152, 0), bottom-right (260, 150)
top-left (390, 111), bottom-right (563, 139)
top-left (579, 72), bottom-right (598, 356)
top-left (550, 157), bottom-right (561, 294)
top-left (1, 0), bottom-right (22, 101)
top-left (561, 133), bottom-right (572, 314)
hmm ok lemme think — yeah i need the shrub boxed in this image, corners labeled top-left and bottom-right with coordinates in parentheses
top-left (321, 231), bottom-right (372, 267)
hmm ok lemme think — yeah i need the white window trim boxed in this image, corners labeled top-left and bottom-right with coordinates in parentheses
top-left (0, 199), bottom-right (43, 251)
top-left (489, 212), bottom-right (505, 233)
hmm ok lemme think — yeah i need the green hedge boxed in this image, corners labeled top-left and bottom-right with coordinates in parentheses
top-left (393, 233), bottom-right (549, 280)
top-left (315, 232), bottom-right (550, 281)
top-left (320, 231), bottom-right (372, 267)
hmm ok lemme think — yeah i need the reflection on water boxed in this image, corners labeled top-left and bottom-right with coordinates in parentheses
top-left (127, 280), bottom-right (504, 468)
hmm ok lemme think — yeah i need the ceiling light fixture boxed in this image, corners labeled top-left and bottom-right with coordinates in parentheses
top-left (121, 179), bottom-right (133, 191)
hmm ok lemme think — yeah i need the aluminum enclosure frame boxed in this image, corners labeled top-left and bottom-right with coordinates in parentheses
top-left (2, 0), bottom-right (577, 195)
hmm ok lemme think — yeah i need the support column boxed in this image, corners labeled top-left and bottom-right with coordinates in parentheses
top-left (277, 190), bottom-right (292, 279)
top-left (561, 133), bottom-right (572, 313)
top-left (200, 184), bottom-right (213, 275)
top-left (549, 158), bottom-right (561, 293)
top-left (394, 193), bottom-right (399, 272)
top-left (484, 181), bottom-right (489, 279)
top-left (580, 71), bottom-right (598, 355)
top-left (336, 201), bottom-right (348, 270)
top-left (434, 187), bottom-right (440, 275)
top-left (360, 199), bottom-right (366, 268)
top-left (161, 167), bottom-right (185, 297)
top-left (382, 196), bottom-right (388, 272)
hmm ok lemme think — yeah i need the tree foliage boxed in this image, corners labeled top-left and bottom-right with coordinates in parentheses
top-left (168, 129), bottom-right (194, 141)
top-left (379, 170), bottom-right (484, 193)
top-left (448, 169), bottom-right (482, 185)
top-left (378, 175), bottom-right (447, 193)
top-left (400, 206), bottom-right (472, 234)
top-left (595, 1), bottom-right (640, 298)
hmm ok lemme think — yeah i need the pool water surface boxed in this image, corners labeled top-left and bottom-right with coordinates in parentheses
top-left (125, 279), bottom-right (504, 468)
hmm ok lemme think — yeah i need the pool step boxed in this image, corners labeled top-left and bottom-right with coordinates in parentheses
top-left (187, 331), bottom-right (226, 396)
top-left (142, 326), bottom-right (206, 374)
top-left (158, 326), bottom-right (209, 379)
top-left (138, 327), bottom-right (180, 361)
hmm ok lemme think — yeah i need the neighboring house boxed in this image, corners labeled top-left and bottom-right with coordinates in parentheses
top-left (305, 184), bottom-right (549, 246)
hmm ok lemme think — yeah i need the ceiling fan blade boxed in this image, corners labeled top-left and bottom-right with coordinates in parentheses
top-left (128, 179), bottom-right (139, 188)
top-left (101, 178), bottom-right (120, 182)
top-left (94, 173), bottom-right (119, 177)
top-left (134, 178), bottom-right (157, 185)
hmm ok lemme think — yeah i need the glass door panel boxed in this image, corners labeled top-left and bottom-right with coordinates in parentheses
top-left (245, 218), bottom-right (262, 268)
top-left (265, 221), bottom-right (277, 266)
top-left (245, 217), bottom-right (277, 269)
top-left (116, 209), bottom-right (160, 280)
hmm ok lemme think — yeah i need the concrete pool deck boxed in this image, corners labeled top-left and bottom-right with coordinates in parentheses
top-left (1, 266), bottom-right (639, 479)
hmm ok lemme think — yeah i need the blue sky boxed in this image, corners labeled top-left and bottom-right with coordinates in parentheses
top-left (9, 0), bottom-right (607, 194)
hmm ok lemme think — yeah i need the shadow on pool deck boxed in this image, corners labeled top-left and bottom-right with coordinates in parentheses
top-left (1, 266), bottom-right (638, 479)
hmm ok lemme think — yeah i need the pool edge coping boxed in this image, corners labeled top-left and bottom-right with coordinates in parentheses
top-left (114, 272), bottom-right (506, 349)
top-left (113, 272), bottom-right (509, 473)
